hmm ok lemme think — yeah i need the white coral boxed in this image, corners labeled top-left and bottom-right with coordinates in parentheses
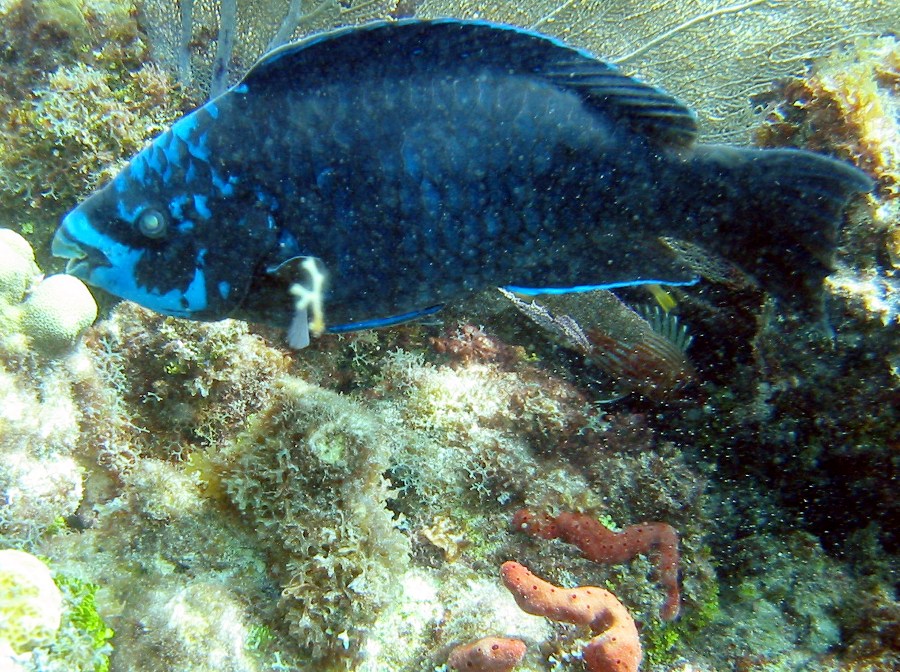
top-left (0, 549), bottom-right (63, 655)
top-left (0, 229), bottom-right (98, 357)
top-left (0, 230), bottom-right (38, 304)
top-left (0, 453), bottom-right (83, 542)
top-left (19, 275), bottom-right (97, 355)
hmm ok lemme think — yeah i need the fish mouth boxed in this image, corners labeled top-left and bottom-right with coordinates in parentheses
top-left (51, 226), bottom-right (109, 279)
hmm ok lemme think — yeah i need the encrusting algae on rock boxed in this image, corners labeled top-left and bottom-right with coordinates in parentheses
top-left (0, 0), bottom-right (185, 265)
top-left (755, 36), bottom-right (900, 200)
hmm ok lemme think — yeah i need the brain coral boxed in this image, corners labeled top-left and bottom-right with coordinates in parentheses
top-left (0, 229), bottom-right (38, 304)
top-left (0, 229), bottom-right (97, 357)
top-left (19, 274), bottom-right (98, 355)
top-left (0, 549), bottom-right (63, 655)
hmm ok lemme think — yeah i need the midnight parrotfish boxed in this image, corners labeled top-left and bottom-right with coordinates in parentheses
top-left (52, 19), bottom-right (872, 347)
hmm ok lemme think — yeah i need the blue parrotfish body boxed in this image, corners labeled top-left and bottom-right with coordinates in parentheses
top-left (52, 19), bottom-right (872, 346)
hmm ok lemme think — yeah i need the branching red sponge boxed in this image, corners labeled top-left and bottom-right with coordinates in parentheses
top-left (500, 561), bottom-right (641, 672)
top-left (447, 636), bottom-right (527, 671)
top-left (512, 509), bottom-right (680, 620)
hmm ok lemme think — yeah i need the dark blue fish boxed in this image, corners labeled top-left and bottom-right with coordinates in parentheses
top-left (52, 19), bottom-right (871, 347)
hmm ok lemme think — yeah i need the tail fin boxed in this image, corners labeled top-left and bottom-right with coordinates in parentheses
top-left (682, 146), bottom-right (872, 321)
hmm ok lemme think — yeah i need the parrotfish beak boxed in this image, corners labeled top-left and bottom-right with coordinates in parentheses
top-left (52, 213), bottom-right (110, 280)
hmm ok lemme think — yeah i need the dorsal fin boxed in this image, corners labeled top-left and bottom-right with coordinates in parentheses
top-left (239, 19), bottom-right (698, 148)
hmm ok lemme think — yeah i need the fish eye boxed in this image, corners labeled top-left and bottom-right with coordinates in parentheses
top-left (137, 208), bottom-right (168, 239)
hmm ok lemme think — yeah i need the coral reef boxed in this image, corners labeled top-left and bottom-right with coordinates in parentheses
top-left (0, 0), bottom-right (144, 96)
top-left (77, 301), bottom-right (290, 470)
top-left (0, 293), bottom-right (717, 670)
top-left (0, 453), bottom-right (83, 546)
top-left (755, 37), bottom-right (899, 200)
top-left (0, 4), bottom-right (896, 672)
top-left (0, 282), bottom-right (894, 672)
top-left (0, 548), bottom-right (116, 672)
top-left (19, 275), bottom-right (98, 356)
top-left (1, 60), bottom-right (184, 214)
top-left (0, 229), bottom-right (39, 302)
top-left (754, 36), bottom-right (900, 326)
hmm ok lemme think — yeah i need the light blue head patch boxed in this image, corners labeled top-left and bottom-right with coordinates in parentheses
top-left (61, 210), bottom-right (209, 317)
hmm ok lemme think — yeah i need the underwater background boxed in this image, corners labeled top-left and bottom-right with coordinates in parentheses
top-left (0, 1), bottom-right (897, 671)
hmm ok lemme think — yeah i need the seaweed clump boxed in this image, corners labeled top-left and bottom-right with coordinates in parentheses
top-left (214, 377), bottom-right (411, 668)
top-left (755, 37), bottom-right (899, 200)
top-left (0, 0), bottom-right (185, 264)
top-left (1, 61), bottom-right (183, 212)
top-left (754, 37), bottom-right (900, 326)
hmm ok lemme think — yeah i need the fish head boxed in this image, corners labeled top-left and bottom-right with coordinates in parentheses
top-left (53, 124), bottom-right (279, 321)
